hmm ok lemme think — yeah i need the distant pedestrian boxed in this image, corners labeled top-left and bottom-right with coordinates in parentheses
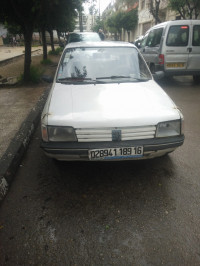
top-left (98, 29), bottom-right (105, 41)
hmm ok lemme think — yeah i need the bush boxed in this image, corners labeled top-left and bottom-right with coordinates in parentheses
top-left (40, 58), bottom-right (52, 65)
top-left (19, 66), bottom-right (43, 84)
top-left (48, 47), bottom-right (63, 55)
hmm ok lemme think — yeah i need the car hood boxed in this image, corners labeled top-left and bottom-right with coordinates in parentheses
top-left (45, 81), bottom-right (180, 128)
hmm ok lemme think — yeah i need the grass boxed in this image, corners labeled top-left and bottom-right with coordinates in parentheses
top-left (40, 58), bottom-right (52, 65)
top-left (19, 65), bottom-right (44, 84)
top-left (48, 47), bottom-right (63, 55)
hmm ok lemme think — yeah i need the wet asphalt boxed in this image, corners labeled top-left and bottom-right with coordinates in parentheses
top-left (0, 76), bottom-right (200, 266)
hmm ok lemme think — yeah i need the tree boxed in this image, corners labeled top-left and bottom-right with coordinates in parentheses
top-left (106, 11), bottom-right (125, 40)
top-left (37, 0), bottom-right (77, 59)
top-left (149, 0), bottom-right (162, 24)
top-left (168, 0), bottom-right (200, 19)
top-left (121, 9), bottom-right (138, 32)
top-left (0, 0), bottom-right (82, 82)
top-left (92, 18), bottom-right (104, 32)
top-left (0, 0), bottom-right (41, 82)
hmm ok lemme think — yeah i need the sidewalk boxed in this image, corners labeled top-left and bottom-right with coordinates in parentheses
top-left (0, 45), bottom-right (56, 201)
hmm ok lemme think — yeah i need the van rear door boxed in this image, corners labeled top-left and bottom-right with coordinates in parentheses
top-left (164, 22), bottom-right (191, 71)
top-left (188, 21), bottom-right (200, 72)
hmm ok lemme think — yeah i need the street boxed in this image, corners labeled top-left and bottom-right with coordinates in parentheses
top-left (0, 76), bottom-right (200, 265)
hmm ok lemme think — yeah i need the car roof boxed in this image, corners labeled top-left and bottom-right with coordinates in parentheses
top-left (65, 41), bottom-right (136, 50)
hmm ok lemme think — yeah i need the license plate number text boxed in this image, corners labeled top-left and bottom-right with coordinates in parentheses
top-left (89, 146), bottom-right (143, 160)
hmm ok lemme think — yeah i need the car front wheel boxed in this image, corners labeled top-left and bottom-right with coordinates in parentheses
top-left (193, 75), bottom-right (200, 84)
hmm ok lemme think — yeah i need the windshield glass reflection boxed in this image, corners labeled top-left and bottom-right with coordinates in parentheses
top-left (57, 47), bottom-right (152, 82)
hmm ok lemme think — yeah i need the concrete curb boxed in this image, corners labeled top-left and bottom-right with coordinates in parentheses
top-left (0, 86), bottom-right (50, 202)
top-left (0, 49), bottom-right (41, 66)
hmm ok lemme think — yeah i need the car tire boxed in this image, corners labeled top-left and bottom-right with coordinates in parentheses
top-left (193, 75), bottom-right (200, 84)
top-left (150, 64), bottom-right (155, 74)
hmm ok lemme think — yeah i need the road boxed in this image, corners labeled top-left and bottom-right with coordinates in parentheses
top-left (0, 76), bottom-right (200, 266)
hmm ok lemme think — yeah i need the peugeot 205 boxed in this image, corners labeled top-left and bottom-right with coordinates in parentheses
top-left (41, 41), bottom-right (184, 161)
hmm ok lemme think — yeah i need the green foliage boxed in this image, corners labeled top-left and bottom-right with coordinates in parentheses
top-left (121, 8), bottom-right (138, 31)
top-left (40, 58), bottom-right (52, 65)
top-left (106, 12), bottom-right (124, 33)
top-left (48, 47), bottom-right (63, 55)
top-left (168, 0), bottom-right (200, 19)
top-left (106, 8), bottom-right (138, 33)
top-left (19, 66), bottom-right (43, 84)
top-left (0, 0), bottom-right (83, 82)
top-left (92, 18), bottom-right (105, 32)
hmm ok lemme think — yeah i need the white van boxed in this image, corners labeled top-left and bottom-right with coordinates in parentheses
top-left (139, 20), bottom-right (200, 82)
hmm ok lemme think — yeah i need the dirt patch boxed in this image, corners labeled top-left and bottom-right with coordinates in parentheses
top-left (0, 53), bottom-right (60, 87)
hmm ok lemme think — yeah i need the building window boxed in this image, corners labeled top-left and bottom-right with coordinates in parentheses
top-left (141, 0), bottom-right (145, 9)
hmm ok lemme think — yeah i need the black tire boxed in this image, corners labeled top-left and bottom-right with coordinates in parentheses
top-left (150, 64), bottom-right (155, 74)
top-left (193, 75), bottom-right (200, 84)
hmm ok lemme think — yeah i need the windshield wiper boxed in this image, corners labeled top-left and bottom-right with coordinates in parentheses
top-left (96, 76), bottom-right (150, 82)
top-left (57, 77), bottom-right (106, 84)
top-left (58, 77), bottom-right (92, 81)
top-left (96, 75), bottom-right (130, 79)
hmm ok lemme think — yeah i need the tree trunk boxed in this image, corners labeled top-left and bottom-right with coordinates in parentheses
top-left (23, 29), bottom-right (33, 82)
top-left (41, 28), bottom-right (48, 60)
top-left (49, 30), bottom-right (55, 52)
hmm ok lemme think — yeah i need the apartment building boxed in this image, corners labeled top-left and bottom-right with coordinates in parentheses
top-left (138, 0), bottom-right (176, 37)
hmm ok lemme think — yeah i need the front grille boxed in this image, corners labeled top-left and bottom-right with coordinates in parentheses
top-left (75, 126), bottom-right (156, 142)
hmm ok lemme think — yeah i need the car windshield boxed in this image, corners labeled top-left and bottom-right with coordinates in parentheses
top-left (68, 33), bottom-right (101, 43)
top-left (57, 47), bottom-right (152, 83)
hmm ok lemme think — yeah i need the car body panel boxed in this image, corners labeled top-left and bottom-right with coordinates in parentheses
top-left (46, 81), bottom-right (179, 128)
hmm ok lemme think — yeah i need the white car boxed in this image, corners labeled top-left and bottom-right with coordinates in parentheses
top-left (41, 41), bottom-right (184, 161)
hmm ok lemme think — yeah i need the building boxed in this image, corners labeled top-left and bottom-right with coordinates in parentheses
top-left (138, 0), bottom-right (176, 37)
top-left (74, 14), bottom-right (99, 32)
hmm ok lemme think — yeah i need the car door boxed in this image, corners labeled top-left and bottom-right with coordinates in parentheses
top-left (164, 22), bottom-right (191, 71)
top-left (188, 21), bottom-right (200, 71)
top-left (141, 28), bottom-right (163, 72)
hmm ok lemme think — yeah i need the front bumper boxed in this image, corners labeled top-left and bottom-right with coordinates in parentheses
top-left (41, 135), bottom-right (184, 161)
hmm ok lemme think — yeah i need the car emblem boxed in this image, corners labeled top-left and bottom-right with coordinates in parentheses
top-left (112, 130), bottom-right (121, 141)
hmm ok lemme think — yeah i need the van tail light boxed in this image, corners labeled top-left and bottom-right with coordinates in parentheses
top-left (159, 54), bottom-right (164, 65)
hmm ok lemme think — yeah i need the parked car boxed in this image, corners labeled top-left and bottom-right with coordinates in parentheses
top-left (41, 41), bottom-right (184, 161)
top-left (139, 20), bottom-right (200, 82)
top-left (66, 32), bottom-right (101, 44)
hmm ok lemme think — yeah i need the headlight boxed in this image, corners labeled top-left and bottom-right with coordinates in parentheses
top-left (48, 126), bottom-right (77, 142)
top-left (156, 120), bottom-right (181, 138)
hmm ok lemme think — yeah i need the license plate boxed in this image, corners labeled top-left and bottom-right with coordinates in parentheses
top-left (88, 146), bottom-right (143, 160)
top-left (166, 63), bottom-right (185, 68)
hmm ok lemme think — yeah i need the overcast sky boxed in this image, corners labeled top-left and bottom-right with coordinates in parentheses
top-left (84, 0), bottom-right (113, 15)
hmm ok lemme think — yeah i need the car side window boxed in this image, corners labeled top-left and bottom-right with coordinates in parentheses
top-left (153, 28), bottom-right (163, 46)
top-left (146, 30), bottom-right (155, 47)
top-left (145, 28), bottom-right (163, 47)
top-left (166, 25), bottom-right (189, 46)
top-left (140, 34), bottom-right (148, 48)
top-left (192, 25), bottom-right (200, 46)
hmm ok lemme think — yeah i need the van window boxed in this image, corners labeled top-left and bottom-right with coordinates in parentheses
top-left (146, 28), bottom-right (163, 47)
top-left (192, 25), bottom-right (200, 46)
top-left (140, 34), bottom-right (148, 48)
top-left (166, 25), bottom-right (189, 46)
